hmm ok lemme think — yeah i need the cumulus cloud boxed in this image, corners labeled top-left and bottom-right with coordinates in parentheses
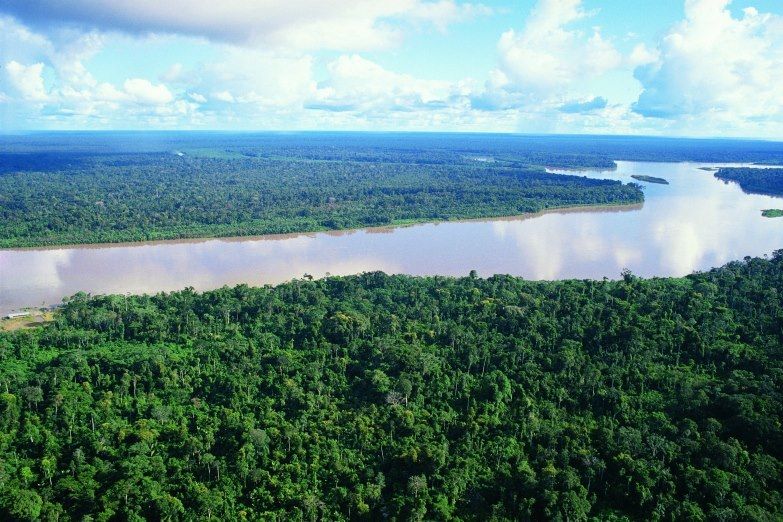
top-left (309, 54), bottom-right (462, 113)
top-left (627, 43), bottom-right (659, 68)
top-left (407, 0), bottom-right (493, 32)
top-left (160, 63), bottom-right (185, 83)
top-left (559, 96), bottom-right (608, 113)
top-left (123, 78), bottom-right (173, 104)
top-left (47, 31), bottom-right (105, 88)
top-left (493, 0), bottom-right (622, 93)
top-left (0, 16), bottom-right (185, 129)
top-left (0, 15), bottom-right (51, 65)
top-left (5, 61), bottom-right (48, 101)
top-left (185, 48), bottom-right (315, 108)
top-left (188, 92), bottom-right (207, 104)
top-left (212, 91), bottom-right (235, 103)
top-left (0, 0), bottom-right (489, 51)
top-left (3, 0), bottom-right (781, 136)
top-left (468, 0), bottom-right (625, 115)
top-left (633, 0), bottom-right (783, 120)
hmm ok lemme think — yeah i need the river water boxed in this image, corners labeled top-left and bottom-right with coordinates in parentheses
top-left (1, 161), bottom-right (781, 314)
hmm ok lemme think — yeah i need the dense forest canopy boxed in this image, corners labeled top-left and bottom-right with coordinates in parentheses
top-left (4, 132), bottom-right (783, 165)
top-left (4, 132), bottom-right (783, 248)
top-left (1, 253), bottom-right (781, 520)
top-left (714, 167), bottom-right (783, 196)
top-left (3, 132), bottom-right (783, 248)
top-left (0, 134), bottom-right (651, 248)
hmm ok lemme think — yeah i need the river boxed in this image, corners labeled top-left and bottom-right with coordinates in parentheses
top-left (1, 161), bottom-right (781, 314)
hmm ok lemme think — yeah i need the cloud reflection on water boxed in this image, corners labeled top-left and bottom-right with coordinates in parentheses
top-left (1, 162), bottom-right (781, 313)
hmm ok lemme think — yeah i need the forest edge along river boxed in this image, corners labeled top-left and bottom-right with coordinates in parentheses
top-left (1, 161), bottom-right (781, 316)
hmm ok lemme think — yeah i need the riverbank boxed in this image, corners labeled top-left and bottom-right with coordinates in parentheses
top-left (1, 200), bottom-right (644, 251)
top-left (0, 310), bottom-right (54, 331)
top-left (3, 161), bottom-right (780, 318)
top-left (1, 254), bottom-right (781, 520)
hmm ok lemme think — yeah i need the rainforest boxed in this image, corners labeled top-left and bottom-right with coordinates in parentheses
top-left (4, 132), bottom-right (783, 248)
top-left (0, 253), bottom-right (781, 520)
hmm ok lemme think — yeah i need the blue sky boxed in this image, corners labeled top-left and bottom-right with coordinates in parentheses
top-left (1, 0), bottom-right (782, 137)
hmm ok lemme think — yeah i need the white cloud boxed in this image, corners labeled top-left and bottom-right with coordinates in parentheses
top-left (309, 54), bottom-right (459, 112)
top-left (190, 48), bottom-right (315, 108)
top-left (627, 43), bottom-right (659, 68)
top-left (212, 90), bottom-right (235, 103)
top-left (559, 96), bottom-right (607, 113)
top-left (59, 81), bottom-right (124, 104)
top-left (160, 63), bottom-right (185, 83)
top-left (1, 0), bottom-right (488, 51)
top-left (47, 31), bottom-right (104, 88)
top-left (5, 61), bottom-right (48, 101)
top-left (3, 0), bottom-right (781, 137)
top-left (123, 78), bottom-right (174, 104)
top-left (633, 0), bottom-right (783, 120)
top-left (1, 17), bottom-right (152, 124)
top-left (0, 15), bottom-right (51, 64)
top-left (467, 0), bottom-right (626, 118)
top-left (407, 1), bottom-right (493, 32)
top-left (0, 16), bottom-right (105, 97)
top-left (493, 0), bottom-right (622, 93)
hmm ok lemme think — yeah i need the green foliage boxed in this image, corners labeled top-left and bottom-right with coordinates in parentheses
top-left (715, 168), bottom-right (783, 196)
top-left (630, 175), bottom-right (669, 185)
top-left (761, 209), bottom-right (783, 218)
top-left (0, 253), bottom-right (782, 519)
top-left (0, 147), bottom-right (642, 248)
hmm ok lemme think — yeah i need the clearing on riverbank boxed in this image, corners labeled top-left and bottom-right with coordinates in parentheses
top-left (0, 311), bottom-right (54, 331)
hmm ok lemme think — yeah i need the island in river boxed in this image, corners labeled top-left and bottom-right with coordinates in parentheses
top-left (762, 208), bottom-right (783, 218)
top-left (1, 133), bottom-right (783, 520)
top-left (3, 160), bottom-right (783, 316)
top-left (3, 132), bottom-right (783, 248)
top-left (1, 133), bottom-right (644, 248)
top-left (631, 174), bottom-right (669, 184)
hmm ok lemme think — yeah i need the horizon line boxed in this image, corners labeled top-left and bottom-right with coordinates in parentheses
top-left (2, 129), bottom-right (783, 143)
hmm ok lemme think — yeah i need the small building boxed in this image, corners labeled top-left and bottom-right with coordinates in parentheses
top-left (3, 311), bottom-right (31, 320)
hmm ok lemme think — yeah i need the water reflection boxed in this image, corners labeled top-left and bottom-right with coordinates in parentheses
top-left (1, 162), bottom-right (781, 313)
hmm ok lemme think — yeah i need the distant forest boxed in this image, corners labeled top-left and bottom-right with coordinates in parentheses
top-left (4, 132), bottom-right (783, 166)
top-left (3, 133), bottom-right (783, 248)
top-left (0, 253), bottom-right (781, 520)
top-left (714, 167), bottom-right (783, 196)
top-left (0, 134), bottom-right (657, 248)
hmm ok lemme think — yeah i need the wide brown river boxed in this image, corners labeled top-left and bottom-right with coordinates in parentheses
top-left (1, 161), bottom-right (781, 314)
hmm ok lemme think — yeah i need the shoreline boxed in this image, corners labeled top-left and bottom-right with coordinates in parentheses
top-left (1, 201), bottom-right (644, 252)
top-left (10, 160), bottom-right (771, 252)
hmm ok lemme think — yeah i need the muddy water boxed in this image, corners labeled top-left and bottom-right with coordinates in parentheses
top-left (1, 162), bottom-right (781, 314)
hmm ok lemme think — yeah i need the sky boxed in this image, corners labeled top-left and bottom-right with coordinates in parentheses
top-left (1, 0), bottom-right (782, 137)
